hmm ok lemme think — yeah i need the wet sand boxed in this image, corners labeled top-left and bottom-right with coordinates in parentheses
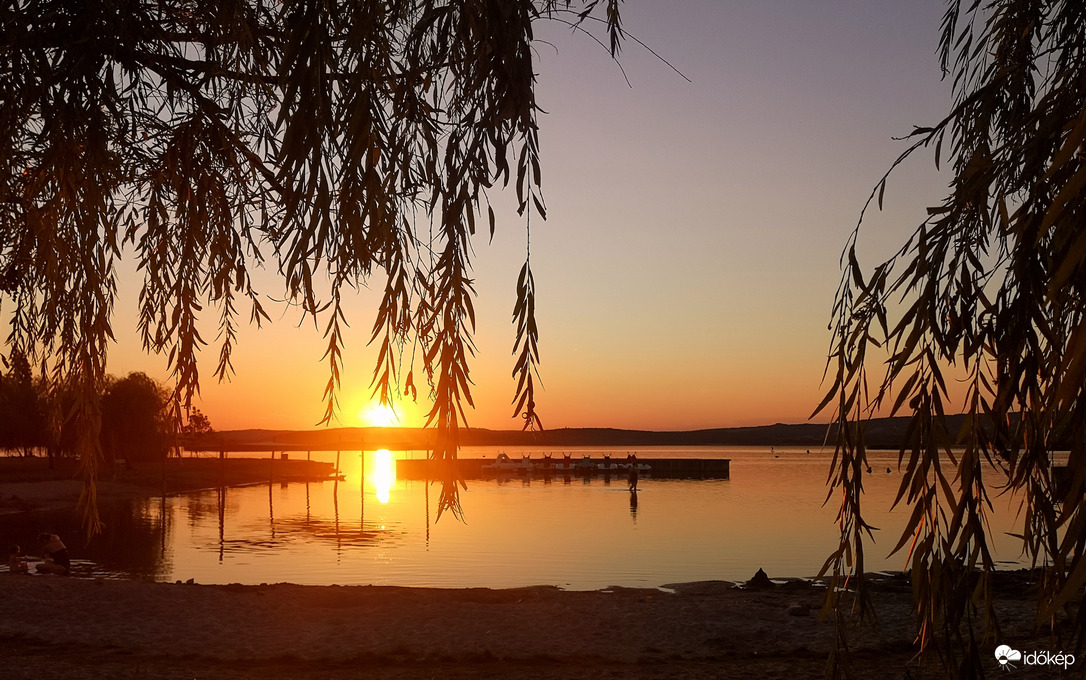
top-left (0, 569), bottom-right (1068, 679)
top-left (0, 573), bottom-right (901, 679)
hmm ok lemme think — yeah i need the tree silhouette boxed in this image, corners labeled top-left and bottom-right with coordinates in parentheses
top-left (100, 372), bottom-right (171, 470)
top-left (819, 1), bottom-right (1086, 675)
top-left (0, 349), bottom-right (47, 456)
top-left (183, 408), bottom-right (213, 436)
top-left (0, 0), bottom-right (623, 533)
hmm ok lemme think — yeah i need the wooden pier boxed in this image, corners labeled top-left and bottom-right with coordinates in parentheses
top-left (172, 456), bottom-right (341, 487)
top-left (394, 457), bottom-right (729, 480)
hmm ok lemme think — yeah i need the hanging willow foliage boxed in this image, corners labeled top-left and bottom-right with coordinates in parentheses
top-left (0, 0), bottom-right (624, 534)
top-left (819, 1), bottom-right (1086, 676)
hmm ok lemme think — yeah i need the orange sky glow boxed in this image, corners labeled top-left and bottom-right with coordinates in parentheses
top-left (98, 0), bottom-right (956, 433)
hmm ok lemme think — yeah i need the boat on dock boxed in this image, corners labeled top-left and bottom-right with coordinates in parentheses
top-left (481, 453), bottom-right (533, 473)
top-left (551, 454), bottom-right (576, 472)
top-left (596, 454), bottom-right (624, 473)
top-left (397, 455), bottom-right (726, 481)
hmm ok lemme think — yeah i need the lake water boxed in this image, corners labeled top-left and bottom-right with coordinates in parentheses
top-left (1, 447), bottom-right (1048, 589)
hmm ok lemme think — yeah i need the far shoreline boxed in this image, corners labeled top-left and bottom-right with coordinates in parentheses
top-left (184, 413), bottom-right (985, 452)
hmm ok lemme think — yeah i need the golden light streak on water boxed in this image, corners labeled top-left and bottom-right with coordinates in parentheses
top-left (373, 449), bottom-right (396, 504)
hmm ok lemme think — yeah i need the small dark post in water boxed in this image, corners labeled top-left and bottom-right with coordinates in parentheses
top-left (217, 485), bottom-right (226, 562)
top-left (268, 473), bottom-right (274, 528)
top-left (160, 494), bottom-right (167, 557)
top-left (333, 474), bottom-right (341, 555)
top-left (218, 449), bottom-right (225, 487)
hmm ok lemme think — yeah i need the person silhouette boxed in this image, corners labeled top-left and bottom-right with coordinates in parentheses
top-left (7, 545), bottom-right (28, 574)
top-left (36, 533), bottom-right (69, 575)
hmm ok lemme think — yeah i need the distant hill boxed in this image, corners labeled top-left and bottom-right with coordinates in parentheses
top-left (185, 415), bottom-right (976, 452)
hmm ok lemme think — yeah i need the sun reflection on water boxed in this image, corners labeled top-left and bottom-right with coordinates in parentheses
top-left (372, 449), bottom-right (396, 504)
top-left (11, 447), bottom-right (1060, 589)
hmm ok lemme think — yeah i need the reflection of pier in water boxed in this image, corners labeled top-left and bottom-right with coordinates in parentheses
top-left (395, 457), bottom-right (730, 480)
top-left (183, 450), bottom-right (728, 567)
top-left (206, 451), bottom-right (404, 563)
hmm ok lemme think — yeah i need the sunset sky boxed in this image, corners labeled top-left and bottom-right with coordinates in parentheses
top-left (108, 0), bottom-right (955, 432)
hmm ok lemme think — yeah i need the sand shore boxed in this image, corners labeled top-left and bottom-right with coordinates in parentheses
top-left (0, 569), bottom-right (1066, 679)
top-left (0, 573), bottom-right (904, 680)
top-left (0, 456), bottom-right (339, 516)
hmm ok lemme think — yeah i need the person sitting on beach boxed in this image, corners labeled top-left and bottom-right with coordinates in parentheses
top-left (36, 533), bottom-right (70, 575)
top-left (7, 544), bottom-right (29, 574)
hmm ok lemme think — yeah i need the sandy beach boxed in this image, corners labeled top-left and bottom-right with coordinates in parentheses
top-left (0, 572), bottom-right (916, 680)
top-left (0, 566), bottom-right (1069, 679)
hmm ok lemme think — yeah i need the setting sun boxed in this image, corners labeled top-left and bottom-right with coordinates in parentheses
top-left (358, 402), bottom-right (399, 427)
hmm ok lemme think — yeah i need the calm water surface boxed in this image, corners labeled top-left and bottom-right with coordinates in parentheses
top-left (1, 447), bottom-right (1047, 589)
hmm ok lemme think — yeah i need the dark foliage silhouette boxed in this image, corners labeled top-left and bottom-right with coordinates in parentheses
top-left (0, 0), bottom-right (624, 532)
top-left (101, 372), bottom-right (171, 470)
top-left (819, 1), bottom-right (1086, 676)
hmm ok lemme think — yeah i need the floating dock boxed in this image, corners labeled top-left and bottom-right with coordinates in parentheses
top-left (394, 457), bottom-right (729, 480)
